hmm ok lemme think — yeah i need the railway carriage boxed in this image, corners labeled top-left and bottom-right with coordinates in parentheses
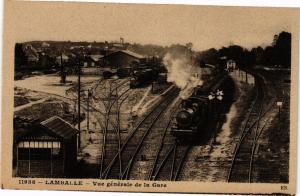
top-left (130, 68), bottom-right (159, 88)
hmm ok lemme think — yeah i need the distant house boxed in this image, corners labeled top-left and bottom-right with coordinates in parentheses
top-left (226, 59), bottom-right (236, 71)
top-left (84, 54), bottom-right (103, 67)
top-left (23, 44), bottom-right (39, 66)
top-left (100, 50), bottom-right (144, 68)
top-left (15, 116), bottom-right (79, 178)
top-left (111, 43), bottom-right (126, 50)
top-left (56, 53), bottom-right (76, 66)
top-left (34, 51), bottom-right (58, 69)
top-left (38, 52), bottom-right (50, 68)
top-left (56, 53), bottom-right (69, 65)
top-left (41, 42), bottom-right (50, 48)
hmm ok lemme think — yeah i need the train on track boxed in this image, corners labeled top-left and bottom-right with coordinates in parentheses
top-left (171, 72), bottom-right (235, 140)
top-left (130, 68), bottom-right (159, 88)
top-left (101, 57), bottom-right (165, 88)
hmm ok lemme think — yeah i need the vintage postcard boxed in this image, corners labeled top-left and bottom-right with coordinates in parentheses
top-left (1, 0), bottom-right (299, 194)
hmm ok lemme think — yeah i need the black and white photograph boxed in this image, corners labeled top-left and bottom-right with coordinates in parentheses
top-left (1, 1), bottom-right (298, 194)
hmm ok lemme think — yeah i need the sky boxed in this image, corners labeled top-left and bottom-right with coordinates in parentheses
top-left (7, 2), bottom-right (298, 51)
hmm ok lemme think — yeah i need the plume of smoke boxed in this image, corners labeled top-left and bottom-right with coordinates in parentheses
top-left (163, 52), bottom-right (203, 99)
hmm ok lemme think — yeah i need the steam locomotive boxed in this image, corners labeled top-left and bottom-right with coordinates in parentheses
top-left (171, 73), bottom-right (234, 139)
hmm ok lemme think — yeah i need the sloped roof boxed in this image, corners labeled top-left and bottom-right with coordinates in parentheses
top-left (89, 54), bottom-right (103, 62)
top-left (102, 50), bottom-right (144, 59)
top-left (24, 44), bottom-right (39, 59)
top-left (56, 53), bottom-right (69, 60)
top-left (112, 43), bottom-right (124, 48)
top-left (14, 116), bottom-right (55, 141)
top-left (121, 50), bottom-right (144, 59)
top-left (41, 116), bottom-right (78, 140)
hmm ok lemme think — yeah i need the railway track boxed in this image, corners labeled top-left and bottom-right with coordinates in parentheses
top-left (251, 70), bottom-right (290, 182)
top-left (145, 78), bottom-right (230, 181)
top-left (101, 86), bottom-right (179, 179)
top-left (149, 141), bottom-right (191, 181)
top-left (227, 73), bottom-right (275, 183)
top-left (145, 97), bottom-right (192, 181)
top-left (98, 80), bottom-right (131, 177)
top-left (127, 94), bottom-right (182, 180)
top-left (149, 95), bottom-right (227, 182)
top-left (91, 79), bottom-right (129, 102)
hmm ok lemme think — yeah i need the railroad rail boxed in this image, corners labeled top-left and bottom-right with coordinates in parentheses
top-left (127, 95), bottom-right (182, 180)
top-left (91, 79), bottom-right (130, 102)
top-left (227, 73), bottom-right (275, 183)
top-left (146, 98), bottom-right (191, 181)
top-left (65, 77), bottom-right (131, 178)
top-left (147, 94), bottom-right (227, 181)
top-left (98, 81), bottom-right (132, 177)
top-left (101, 86), bottom-right (179, 179)
top-left (149, 141), bottom-right (191, 181)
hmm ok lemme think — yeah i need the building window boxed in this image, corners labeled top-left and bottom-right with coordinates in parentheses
top-left (18, 148), bottom-right (51, 160)
top-left (18, 148), bottom-right (29, 160)
top-left (52, 148), bottom-right (63, 159)
top-left (30, 148), bottom-right (51, 160)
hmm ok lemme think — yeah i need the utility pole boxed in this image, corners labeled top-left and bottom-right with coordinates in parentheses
top-left (87, 89), bottom-right (91, 131)
top-left (151, 82), bottom-right (154, 93)
top-left (60, 52), bottom-right (66, 84)
top-left (73, 99), bottom-right (76, 126)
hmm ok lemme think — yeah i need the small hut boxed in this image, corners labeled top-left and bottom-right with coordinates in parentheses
top-left (15, 116), bottom-right (79, 178)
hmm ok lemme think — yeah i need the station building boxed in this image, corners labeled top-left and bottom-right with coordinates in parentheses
top-left (15, 116), bottom-right (79, 178)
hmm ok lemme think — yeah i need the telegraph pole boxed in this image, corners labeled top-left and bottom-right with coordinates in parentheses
top-left (87, 89), bottom-right (91, 131)
top-left (73, 99), bottom-right (76, 126)
top-left (60, 49), bottom-right (67, 84)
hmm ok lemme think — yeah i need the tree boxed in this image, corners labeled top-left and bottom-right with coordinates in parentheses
top-left (185, 42), bottom-right (193, 50)
top-left (15, 43), bottom-right (27, 69)
top-left (261, 31), bottom-right (291, 67)
top-left (243, 49), bottom-right (255, 67)
top-left (228, 45), bottom-right (244, 65)
top-left (197, 48), bottom-right (219, 66)
top-left (250, 46), bottom-right (264, 65)
top-left (275, 31), bottom-right (291, 67)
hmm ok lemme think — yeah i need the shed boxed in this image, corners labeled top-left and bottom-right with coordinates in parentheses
top-left (15, 116), bottom-right (79, 178)
top-left (100, 50), bottom-right (144, 68)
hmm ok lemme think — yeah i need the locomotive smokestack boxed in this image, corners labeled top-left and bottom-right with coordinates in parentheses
top-left (163, 52), bottom-right (203, 99)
